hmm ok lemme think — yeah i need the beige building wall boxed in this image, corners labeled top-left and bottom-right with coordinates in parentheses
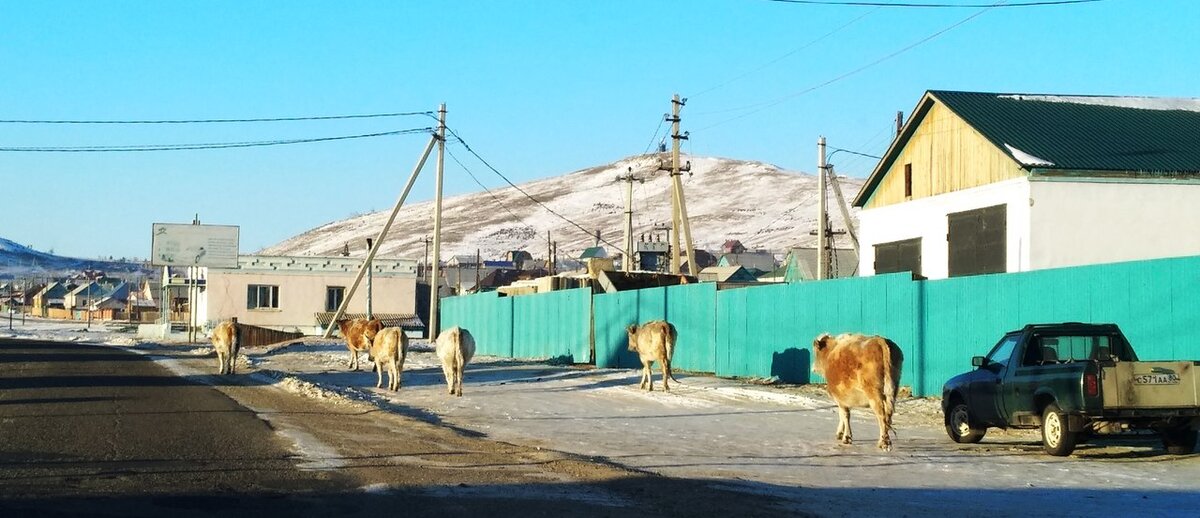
top-left (206, 255), bottom-right (417, 333)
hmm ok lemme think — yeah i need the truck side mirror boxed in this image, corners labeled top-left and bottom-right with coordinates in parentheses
top-left (972, 356), bottom-right (987, 368)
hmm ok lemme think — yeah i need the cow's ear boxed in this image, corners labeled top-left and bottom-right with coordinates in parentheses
top-left (813, 334), bottom-right (828, 350)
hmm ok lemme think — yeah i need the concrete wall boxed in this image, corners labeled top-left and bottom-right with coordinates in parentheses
top-left (206, 268), bottom-right (416, 333)
top-left (1028, 179), bottom-right (1200, 270)
top-left (858, 177), bottom-right (1031, 279)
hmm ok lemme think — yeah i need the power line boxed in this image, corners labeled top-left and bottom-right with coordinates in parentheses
top-left (827, 147), bottom-right (881, 160)
top-left (445, 127), bottom-right (627, 252)
top-left (445, 145), bottom-right (528, 224)
top-left (0, 128), bottom-right (433, 152)
top-left (0, 111), bottom-right (437, 124)
top-left (745, 191), bottom-right (819, 246)
top-left (690, 7), bottom-right (879, 100)
top-left (642, 115), bottom-right (668, 154)
top-left (764, 0), bottom-right (1101, 6)
top-left (695, 1), bottom-right (1004, 132)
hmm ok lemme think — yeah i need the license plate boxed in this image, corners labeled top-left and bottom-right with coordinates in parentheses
top-left (1134, 373), bottom-right (1181, 385)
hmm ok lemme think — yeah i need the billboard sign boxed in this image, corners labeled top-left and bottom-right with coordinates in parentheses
top-left (151, 223), bottom-right (240, 268)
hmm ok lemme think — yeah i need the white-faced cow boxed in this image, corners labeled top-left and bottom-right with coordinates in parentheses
top-left (435, 326), bottom-right (476, 397)
top-left (210, 320), bottom-right (241, 375)
top-left (337, 317), bottom-right (383, 371)
top-left (812, 333), bottom-right (904, 451)
top-left (626, 321), bottom-right (678, 392)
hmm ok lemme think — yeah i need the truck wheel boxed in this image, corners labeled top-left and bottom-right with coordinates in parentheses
top-left (1161, 428), bottom-right (1198, 455)
top-left (1041, 403), bottom-right (1078, 456)
top-left (945, 402), bottom-right (986, 443)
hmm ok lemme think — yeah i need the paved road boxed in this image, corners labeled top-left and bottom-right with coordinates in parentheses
top-left (0, 338), bottom-right (793, 517)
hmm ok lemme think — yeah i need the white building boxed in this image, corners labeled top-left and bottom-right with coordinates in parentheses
top-left (853, 90), bottom-right (1200, 280)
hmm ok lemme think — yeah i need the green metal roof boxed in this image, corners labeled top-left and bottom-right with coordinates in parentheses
top-left (931, 91), bottom-right (1200, 174)
top-left (854, 90), bottom-right (1200, 207)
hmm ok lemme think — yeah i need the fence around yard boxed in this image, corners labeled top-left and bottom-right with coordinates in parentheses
top-left (440, 254), bottom-right (1200, 396)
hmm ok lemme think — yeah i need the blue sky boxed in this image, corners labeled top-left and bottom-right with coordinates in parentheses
top-left (1, 0), bottom-right (1196, 259)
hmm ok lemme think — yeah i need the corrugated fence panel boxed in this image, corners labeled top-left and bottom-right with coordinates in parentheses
top-left (664, 283), bottom-right (717, 374)
top-left (441, 292), bottom-right (514, 358)
top-left (593, 290), bottom-right (638, 369)
top-left (511, 288), bottom-right (591, 362)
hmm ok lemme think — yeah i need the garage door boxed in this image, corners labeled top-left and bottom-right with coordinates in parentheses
top-left (874, 238), bottom-right (922, 278)
top-left (947, 204), bottom-right (1006, 277)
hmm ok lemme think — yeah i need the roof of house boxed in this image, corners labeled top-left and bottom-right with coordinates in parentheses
top-left (717, 252), bottom-right (776, 273)
top-left (698, 266), bottom-right (758, 283)
top-left (786, 247), bottom-right (859, 281)
top-left (579, 247), bottom-right (607, 260)
top-left (856, 90), bottom-right (1200, 206)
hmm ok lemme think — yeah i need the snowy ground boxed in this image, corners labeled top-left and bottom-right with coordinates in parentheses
top-left (7, 318), bottom-right (1200, 517)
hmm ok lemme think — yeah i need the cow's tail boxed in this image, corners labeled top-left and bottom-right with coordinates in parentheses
top-left (666, 322), bottom-right (679, 382)
top-left (879, 337), bottom-right (900, 438)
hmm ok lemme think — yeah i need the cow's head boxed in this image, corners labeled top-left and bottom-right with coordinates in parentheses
top-left (364, 319), bottom-right (384, 340)
top-left (335, 318), bottom-right (352, 335)
top-left (626, 324), bottom-right (639, 351)
top-left (811, 333), bottom-right (833, 374)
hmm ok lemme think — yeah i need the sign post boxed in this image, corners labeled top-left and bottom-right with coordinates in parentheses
top-left (150, 223), bottom-right (239, 339)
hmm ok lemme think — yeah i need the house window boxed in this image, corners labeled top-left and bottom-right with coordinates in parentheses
top-left (874, 238), bottom-right (922, 278)
top-left (325, 286), bottom-right (345, 312)
top-left (247, 284), bottom-right (279, 310)
top-left (947, 204), bottom-right (1007, 278)
top-left (903, 163), bottom-right (913, 198)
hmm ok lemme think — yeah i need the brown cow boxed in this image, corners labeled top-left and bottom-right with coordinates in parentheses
top-left (210, 320), bottom-right (240, 375)
top-left (626, 321), bottom-right (678, 392)
top-left (368, 327), bottom-right (407, 391)
top-left (812, 333), bottom-right (904, 451)
top-left (336, 317), bottom-right (383, 371)
top-left (436, 326), bottom-right (476, 397)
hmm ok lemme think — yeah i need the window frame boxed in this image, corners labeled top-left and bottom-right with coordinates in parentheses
top-left (246, 284), bottom-right (280, 310)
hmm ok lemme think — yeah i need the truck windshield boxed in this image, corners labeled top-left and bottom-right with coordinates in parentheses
top-left (986, 335), bottom-right (1020, 369)
top-left (1028, 334), bottom-right (1136, 363)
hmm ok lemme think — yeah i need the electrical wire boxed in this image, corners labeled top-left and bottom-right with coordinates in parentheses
top-left (642, 115), bottom-right (668, 155)
top-left (827, 147), bottom-right (882, 160)
top-left (764, 0), bottom-right (1101, 6)
top-left (445, 145), bottom-right (528, 224)
top-left (0, 111), bottom-right (437, 124)
top-left (689, 7), bottom-right (879, 100)
top-left (745, 190), bottom-right (819, 247)
top-left (445, 127), bottom-right (628, 252)
top-left (695, 1), bottom-right (1007, 131)
top-left (0, 128), bottom-right (434, 152)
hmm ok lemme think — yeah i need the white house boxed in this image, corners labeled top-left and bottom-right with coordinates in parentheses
top-left (853, 90), bottom-right (1200, 280)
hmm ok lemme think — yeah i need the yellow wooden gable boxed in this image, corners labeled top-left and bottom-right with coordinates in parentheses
top-left (856, 92), bottom-right (1027, 209)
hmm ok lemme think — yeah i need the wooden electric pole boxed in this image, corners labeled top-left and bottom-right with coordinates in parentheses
top-left (658, 94), bottom-right (696, 275)
top-left (429, 103), bottom-right (447, 341)
top-left (616, 167), bottom-right (642, 272)
top-left (817, 136), bottom-right (828, 280)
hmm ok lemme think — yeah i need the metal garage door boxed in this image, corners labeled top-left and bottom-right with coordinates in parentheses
top-left (947, 204), bottom-right (1006, 277)
top-left (874, 238), bottom-right (922, 278)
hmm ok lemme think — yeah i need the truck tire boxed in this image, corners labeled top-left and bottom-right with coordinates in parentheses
top-left (1161, 427), bottom-right (1198, 455)
top-left (1041, 403), bottom-right (1078, 456)
top-left (945, 402), bottom-right (986, 443)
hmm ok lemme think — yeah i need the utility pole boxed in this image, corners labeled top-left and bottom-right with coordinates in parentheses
top-left (546, 231), bottom-right (553, 274)
top-left (429, 103), bottom-right (447, 341)
top-left (365, 237), bottom-right (374, 319)
top-left (659, 94), bottom-right (696, 275)
top-left (826, 165), bottom-right (859, 257)
top-left (475, 249), bottom-right (481, 292)
top-left (321, 107), bottom-right (440, 338)
top-left (616, 167), bottom-right (641, 272)
top-left (421, 236), bottom-right (431, 283)
top-left (817, 136), bottom-right (828, 281)
top-left (895, 110), bottom-right (904, 136)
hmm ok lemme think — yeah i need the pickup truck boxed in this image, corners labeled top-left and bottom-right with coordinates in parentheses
top-left (941, 323), bottom-right (1200, 456)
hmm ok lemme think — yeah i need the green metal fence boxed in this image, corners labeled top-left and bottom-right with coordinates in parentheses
top-left (440, 288), bottom-right (591, 362)
top-left (439, 255), bottom-right (1200, 397)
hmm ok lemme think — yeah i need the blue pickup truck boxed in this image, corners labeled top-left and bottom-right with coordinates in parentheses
top-left (942, 323), bottom-right (1200, 456)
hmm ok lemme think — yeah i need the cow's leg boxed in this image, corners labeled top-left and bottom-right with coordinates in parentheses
top-left (376, 362), bottom-right (384, 388)
top-left (348, 348), bottom-right (357, 370)
top-left (641, 360), bottom-right (653, 391)
top-left (869, 397), bottom-right (891, 451)
top-left (454, 365), bottom-right (464, 397)
top-left (660, 358), bottom-right (671, 392)
top-left (391, 362), bottom-right (401, 391)
top-left (217, 351), bottom-right (227, 375)
top-left (442, 363), bottom-right (455, 395)
top-left (838, 405), bottom-right (853, 445)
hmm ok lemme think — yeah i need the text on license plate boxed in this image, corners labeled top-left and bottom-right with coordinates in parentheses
top-left (1134, 373), bottom-right (1181, 385)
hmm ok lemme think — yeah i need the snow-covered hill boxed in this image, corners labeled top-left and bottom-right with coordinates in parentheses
top-left (0, 237), bottom-right (149, 277)
top-left (263, 155), bottom-right (864, 261)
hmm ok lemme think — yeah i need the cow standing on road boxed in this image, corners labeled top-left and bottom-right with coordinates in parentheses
top-left (812, 333), bottom-right (904, 451)
top-left (436, 326), bottom-right (476, 397)
top-left (368, 327), bottom-right (407, 391)
top-left (336, 317), bottom-right (383, 371)
top-left (211, 320), bottom-right (241, 375)
top-left (626, 321), bottom-right (678, 392)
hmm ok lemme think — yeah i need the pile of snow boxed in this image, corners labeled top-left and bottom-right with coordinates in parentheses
top-left (1003, 143), bottom-right (1055, 167)
top-left (1000, 94), bottom-right (1200, 113)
